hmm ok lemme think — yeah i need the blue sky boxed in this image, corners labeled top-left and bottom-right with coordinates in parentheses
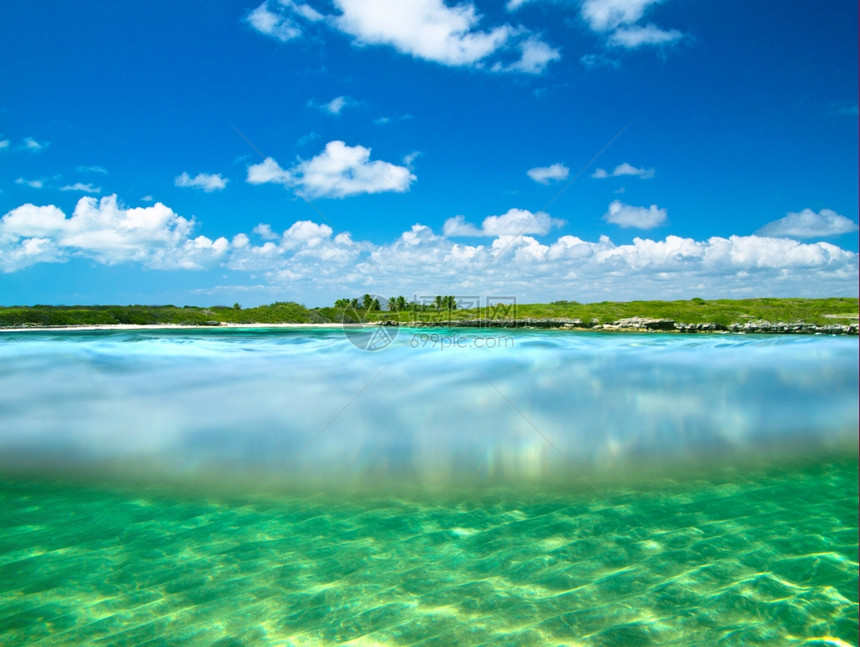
top-left (1, 0), bottom-right (857, 307)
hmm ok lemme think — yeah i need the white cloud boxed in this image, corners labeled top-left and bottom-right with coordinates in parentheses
top-left (613, 162), bottom-right (655, 178)
top-left (609, 24), bottom-right (682, 47)
top-left (77, 165), bottom-right (108, 174)
top-left (443, 208), bottom-right (564, 237)
top-left (220, 223), bottom-right (859, 304)
top-left (527, 163), bottom-right (569, 184)
top-left (756, 208), bottom-right (858, 239)
top-left (247, 157), bottom-right (292, 185)
top-left (0, 139), bottom-right (9, 151)
top-left (253, 223), bottom-right (280, 240)
top-left (581, 0), bottom-right (660, 32)
top-left (246, 1), bottom-right (302, 41)
top-left (2, 196), bottom-right (857, 302)
top-left (323, 96), bottom-right (348, 115)
top-left (494, 37), bottom-right (561, 75)
top-left (334, 0), bottom-right (513, 66)
top-left (581, 0), bottom-right (683, 50)
top-left (248, 141), bottom-right (415, 198)
top-left (21, 137), bottom-right (48, 152)
top-left (246, 0), bottom-right (559, 74)
top-left (175, 172), bottom-right (229, 192)
top-left (442, 215), bottom-right (483, 237)
top-left (60, 182), bottom-right (101, 194)
top-left (603, 200), bottom-right (667, 229)
top-left (592, 162), bottom-right (655, 179)
top-left (291, 1), bottom-right (324, 21)
top-left (297, 141), bottom-right (416, 198)
top-left (309, 96), bottom-right (357, 115)
top-left (15, 178), bottom-right (44, 189)
top-left (0, 195), bottom-right (227, 272)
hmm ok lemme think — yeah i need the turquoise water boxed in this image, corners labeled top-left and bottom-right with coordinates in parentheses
top-left (0, 329), bottom-right (857, 645)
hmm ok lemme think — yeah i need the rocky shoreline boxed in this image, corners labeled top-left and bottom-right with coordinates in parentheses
top-left (3, 317), bottom-right (857, 335)
top-left (375, 317), bottom-right (859, 335)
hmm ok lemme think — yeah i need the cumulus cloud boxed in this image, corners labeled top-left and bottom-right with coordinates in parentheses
top-left (603, 200), bottom-right (667, 229)
top-left (247, 141), bottom-right (415, 198)
top-left (527, 163), bottom-right (569, 184)
top-left (0, 195), bottom-right (227, 272)
top-left (443, 209), bottom-right (564, 237)
top-left (221, 222), bottom-right (858, 304)
top-left (756, 208), bottom-right (858, 239)
top-left (60, 182), bottom-right (101, 194)
top-left (334, 0), bottom-right (513, 66)
top-left (175, 172), bottom-right (229, 192)
top-left (581, 0), bottom-right (683, 49)
top-left (297, 141), bottom-right (416, 198)
top-left (592, 162), bottom-right (655, 179)
top-left (582, 0), bottom-right (659, 32)
top-left (247, 157), bottom-right (292, 185)
top-left (253, 223), bottom-right (280, 240)
top-left (247, 0), bottom-right (558, 74)
top-left (2, 196), bottom-right (857, 301)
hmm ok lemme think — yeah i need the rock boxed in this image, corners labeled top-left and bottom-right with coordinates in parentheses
top-left (611, 317), bottom-right (675, 331)
top-left (644, 319), bottom-right (676, 331)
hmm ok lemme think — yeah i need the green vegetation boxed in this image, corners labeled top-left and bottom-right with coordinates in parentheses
top-left (0, 297), bottom-right (856, 328)
top-left (0, 302), bottom-right (314, 327)
top-left (507, 297), bottom-right (859, 327)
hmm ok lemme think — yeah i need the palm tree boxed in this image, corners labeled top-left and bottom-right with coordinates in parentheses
top-left (396, 296), bottom-right (407, 311)
top-left (388, 296), bottom-right (397, 311)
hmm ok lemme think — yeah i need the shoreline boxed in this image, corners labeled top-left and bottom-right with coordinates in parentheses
top-left (1, 319), bottom-right (857, 335)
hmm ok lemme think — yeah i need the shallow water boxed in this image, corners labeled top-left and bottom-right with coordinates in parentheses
top-left (0, 459), bottom-right (857, 646)
top-left (0, 328), bottom-right (857, 645)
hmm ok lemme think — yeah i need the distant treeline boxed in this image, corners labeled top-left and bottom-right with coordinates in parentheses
top-left (0, 297), bottom-right (857, 328)
top-left (333, 295), bottom-right (457, 312)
